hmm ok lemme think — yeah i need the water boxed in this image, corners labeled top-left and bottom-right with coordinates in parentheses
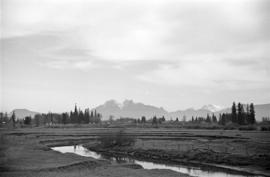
top-left (52, 145), bottom-right (261, 177)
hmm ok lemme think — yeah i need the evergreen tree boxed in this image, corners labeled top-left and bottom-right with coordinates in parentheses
top-left (34, 114), bottom-right (41, 127)
top-left (11, 111), bottom-right (16, 128)
top-left (74, 104), bottom-right (78, 116)
top-left (206, 114), bottom-right (211, 123)
top-left (133, 119), bottom-right (137, 124)
top-left (49, 112), bottom-right (53, 125)
top-left (237, 103), bottom-right (244, 125)
top-left (160, 116), bottom-right (166, 122)
top-left (78, 110), bottom-right (84, 124)
top-left (62, 113), bottom-right (68, 124)
top-left (152, 116), bottom-right (157, 125)
top-left (96, 113), bottom-right (101, 123)
top-left (70, 104), bottom-right (79, 123)
top-left (94, 110), bottom-right (97, 117)
top-left (137, 118), bottom-right (141, 124)
top-left (219, 113), bottom-right (226, 125)
top-left (141, 116), bottom-right (146, 124)
top-left (84, 109), bottom-right (90, 124)
top-left (245, 104), bottom-right (250, 124)
top-left (70, 111), bottom-right (74, 123)
top-left (232, 102), bottom-right (237, 123)
top-left (74, 104), bottom-right (79, 123)
top-left (90, 111), bottom-right (94, 123)
top-left (0, 113), bottom-right (3, 124)
top-left (212, 114), bottom-right (217, 123)
top-left (249, 103), bottom-right (256, 124)
top-left (4, 112), bottom-right (8, 122)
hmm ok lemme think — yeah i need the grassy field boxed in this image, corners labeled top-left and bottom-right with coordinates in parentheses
top-left (0, 127), bottom-right (189, 177)
top-left (1, 127), bottom-right (270, 176)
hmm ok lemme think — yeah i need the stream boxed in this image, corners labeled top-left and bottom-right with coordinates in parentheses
top-left (52, 145), bottom-right (262, 177)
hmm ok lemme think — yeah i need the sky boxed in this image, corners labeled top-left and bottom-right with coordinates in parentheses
top-left (1, 0), bottom-right (270, 113)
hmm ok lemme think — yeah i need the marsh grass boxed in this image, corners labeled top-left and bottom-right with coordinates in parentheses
top-left (1, 127), bottom-right (270, 177)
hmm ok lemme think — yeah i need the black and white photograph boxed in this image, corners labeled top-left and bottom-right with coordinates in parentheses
top-left (1, 0), bottom-right (270, 176)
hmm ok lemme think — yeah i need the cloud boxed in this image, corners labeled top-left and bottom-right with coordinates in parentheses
top-left (2, 0), bottom-right (270, 112)
top-left (2, 0), bottom-right (269, 62)
top-left (1, 32), bottom-right (102, 71)
top-left (42, 60), bottom-right (97, 70)
top-left (137, 54), bottom-right (270, 90)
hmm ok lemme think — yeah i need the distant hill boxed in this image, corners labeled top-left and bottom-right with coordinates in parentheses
top-left (10, 109), bottom-right (39, 119)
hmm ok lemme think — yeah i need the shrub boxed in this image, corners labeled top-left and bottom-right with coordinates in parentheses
top-left (24, 116), bottom-right (32, 125)
top-left (238, 125), bottom-right (257, 131)
top-left (261, 126), bottom-right (270, 131)
top-left (98, 129), bottom-right (135, 148)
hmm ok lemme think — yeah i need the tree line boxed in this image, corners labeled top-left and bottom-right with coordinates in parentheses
top-left (218, 102), bottom-right (255, 125)
top-left (187, 102), bottom-right (255, 125)
top-left (0, 102), bottom-right (256, 128)
top-left (132, 102), bottom-right (256, 126)
top-left (32, 105), bottom-right (102, 126)
top-left (0, 105), bottom-right (102, 127)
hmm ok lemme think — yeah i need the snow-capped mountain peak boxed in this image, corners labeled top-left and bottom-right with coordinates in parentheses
top-left (104, 99), bottom-right (120, 107)
top-left (201, 104), bottom-right (223, 112)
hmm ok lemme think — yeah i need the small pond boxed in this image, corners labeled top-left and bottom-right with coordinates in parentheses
top-left (52, 145), bottom-right (262, 177)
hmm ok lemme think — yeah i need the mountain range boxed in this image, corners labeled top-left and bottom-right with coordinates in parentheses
top-left (94, 99), bottom-right (269, 121)
top-left (95, 99), bottom-right (168, 119)
top-left (9, 109), bottom-right (39, 119)
top-left (10, 100), bottom-right (270, 121)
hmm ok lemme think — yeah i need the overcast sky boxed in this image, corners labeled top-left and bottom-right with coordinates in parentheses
top-left (1, 0), bottom-right (270, 112)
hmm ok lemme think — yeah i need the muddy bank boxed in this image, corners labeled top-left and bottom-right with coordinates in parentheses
top-left (84, 144), bottom-right (270, 176)
top-left (40, 138), bottom-right (96, 147)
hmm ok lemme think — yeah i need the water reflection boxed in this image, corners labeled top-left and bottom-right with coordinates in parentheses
top-left (52, 145), bottom-right (261, 177)
top-left (52, 145), bottom-right (102, 159)
top-left (105, 156), bottom-right (135, 164)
